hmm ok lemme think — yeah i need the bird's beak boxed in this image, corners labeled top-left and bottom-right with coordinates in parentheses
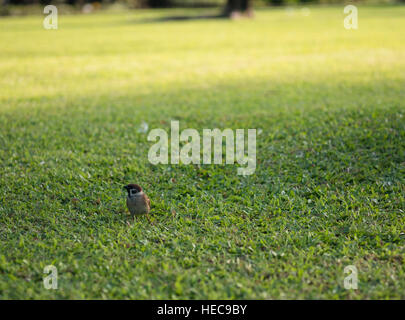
top-left (123, 185), bottom-right (129, 190)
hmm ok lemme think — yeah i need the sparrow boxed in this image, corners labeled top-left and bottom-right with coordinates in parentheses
top-left (124, 184), bottom-right (151, 222)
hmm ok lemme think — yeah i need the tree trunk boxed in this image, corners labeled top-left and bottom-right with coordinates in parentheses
top-left (148, 0), bottom-right (170, 7)
top-left (223, 0), bottom-right (252, 18)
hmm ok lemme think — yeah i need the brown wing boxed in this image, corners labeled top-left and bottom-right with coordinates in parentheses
top-left (141, 193), bottom-right (151, 211)
top-left (146, 195), bottom-right (151, 209)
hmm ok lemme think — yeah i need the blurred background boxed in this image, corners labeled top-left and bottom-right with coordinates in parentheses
top-left (1, 0), bottom-right (403, 17)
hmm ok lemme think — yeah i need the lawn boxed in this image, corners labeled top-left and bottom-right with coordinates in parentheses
top-left (0, 5), bottom-right (404, 299)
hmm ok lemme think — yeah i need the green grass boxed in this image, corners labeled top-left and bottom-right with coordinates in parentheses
top-left (0, 5), bottom-right (404, 299)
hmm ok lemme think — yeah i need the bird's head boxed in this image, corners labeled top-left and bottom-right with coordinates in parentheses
top-left (124, 184), bottom-right (142, 197)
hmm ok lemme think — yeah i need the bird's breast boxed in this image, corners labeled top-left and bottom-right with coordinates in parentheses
top-left (127, 195), bottom-right (149, 215)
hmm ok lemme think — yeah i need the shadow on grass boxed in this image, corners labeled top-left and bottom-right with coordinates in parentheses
top-left (134, 13), bottom-right (228, 24)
